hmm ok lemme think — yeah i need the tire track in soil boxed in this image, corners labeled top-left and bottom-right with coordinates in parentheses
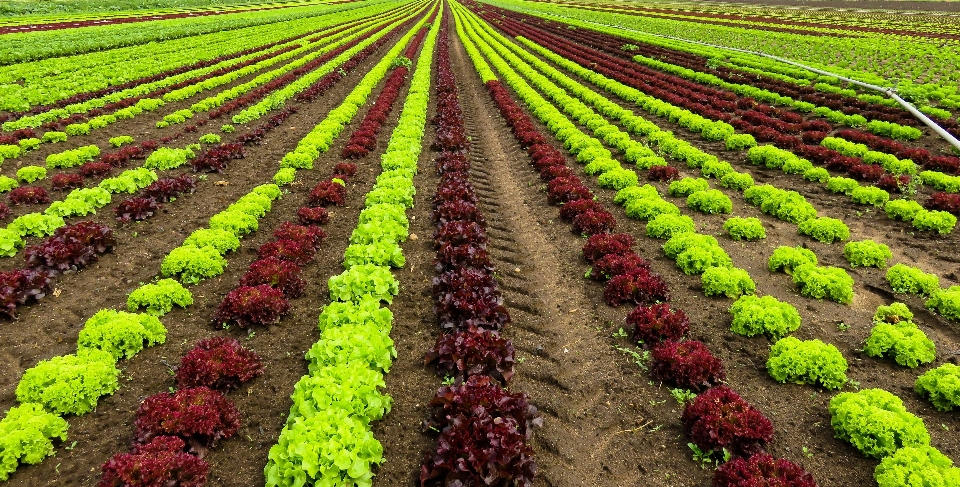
top-left (446, 28), bottom-right (709, 487)
top-left (0, 28), bottom-right (426, 486)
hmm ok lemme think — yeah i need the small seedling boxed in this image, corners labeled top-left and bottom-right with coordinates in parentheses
top-left (669, 388), bottom-right (697, 405)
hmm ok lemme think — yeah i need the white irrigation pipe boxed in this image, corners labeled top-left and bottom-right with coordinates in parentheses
top-left (548, 14), bottom-right (960, 151)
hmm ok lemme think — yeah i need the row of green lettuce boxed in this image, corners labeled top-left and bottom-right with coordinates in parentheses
top-left (264, 6), bottom-right (440, 486)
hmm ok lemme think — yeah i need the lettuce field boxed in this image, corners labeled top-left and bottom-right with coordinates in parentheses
top-left (1, 0), bottom-right (960, 485)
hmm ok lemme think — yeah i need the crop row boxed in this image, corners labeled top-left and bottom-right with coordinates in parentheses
top-left (420, 18), bottom-right (539, 485)
top-left (263, 7), bottom-right (439, 486)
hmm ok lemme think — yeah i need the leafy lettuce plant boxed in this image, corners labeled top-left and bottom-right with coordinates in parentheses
top-left (844, 240), bottom-right (892, 268)
top-left (730, 295), bottom-right (801, 339)
top-left (651, 339), bottom-right (725, 391)
top-left (16, 166), bottom-right (46, 183)
top-left (426, 327), bottom-right (516, 384)
top-left (77, 309), bottom-right (166, 360)
top-left (143, 147), bottom-right (195, 171)
top-left (927, 286), bottom-right (960, 321)
top-left (798, 217), bottom-right (850, 244)
top-left (183, 229), bottom-right (240, 255)
top-left (864, 320), bottom-right (935, 368)
top-left (305, 322), bottom-right (396, 374)
top-left (886, 263), bottom-right (940, 296)
top-left (674, 239), bottom-right (733, 275)
top-left (209, 210), bottom-right (258, 237)
top-left (0, 403), bottom-right (69, 481)
top-left (127, 279), bottom-right (193, 316)
top-left (287, 363), bottom-right (391, 424)
top-left (646, 213), bottom-right (695, 239)
top-left (176, 337), bottom-right (264, 391)
top-left (134, 387), bottom-right (240, 447)
top-left (682, 385), bottom-right (773, 457)
top-left (885, 199), bottom-right (924, 221)
top-left (767, 337), bottom-right (847, 389)
top-left (719, 171), bottom-right (754, 191)
top-left (702, 266), bottom-right (755, 299)
top-left (851, 186), bottom-right (890, 207)
top-left (669, 177), bottom-right (709, 197)
top-left (15, 348), bottom-right (119, 415)
top-left (109, 135), bottom-right (134, 147)
top-left (723, 217), bottom-right (765, 241)
top-left (343, 241), bottom-right (405, 269)
top-left (328, 264), bottom-right (399, 304)
top-left (214, 285), bottom-right (289, 328)
top-left (912, 209), bottom-right (957, 235)
top-left (99, 436), bottom-right (209, 487)
top-left (265, 408), bottom-right (383, 487)
top-left (829, 388), bottom-right (929, 458)
top-left (161, 246), bottom-right (227, 284)
top-left (874, 446), bottom-right (960, 487)
top-left (687, 189), bottom-right (732, 214)
top-left (915, 364), bottom-right (960, 412)
top-left (45, 187), bottom-right (111, 217)
top-left (793, 264), bottom-right (855, 304)
top-left (715, 453), bottom-right (817, 487)
top-left (629, 303), bottom-right (689, 345)
top-left (827, 177), bottom-right (860, 195)
top-left (597, 167), bottom-right (639, 190)
top-left (9, 213), bottom-right (63, 238)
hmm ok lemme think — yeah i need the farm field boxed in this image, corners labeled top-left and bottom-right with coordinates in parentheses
top-left (1, 0), bottom-right (960, 486)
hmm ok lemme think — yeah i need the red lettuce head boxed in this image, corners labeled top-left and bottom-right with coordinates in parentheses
top-left (9, 186), bottom-right (50, 205)
top-left (591, 252), bottom-right (650, 281)
top-left (714, 452), bottom-right (818, 487)
top-left (604, 268), bottom-right (670, 306)
top-left (134, 387), bottom-right (241, 448)
top-left (582, 233), bottom-right (634, 263)
top-left (308, 180), bottom-right (346, 207)
top-left (98, 436), bottom-right (208, 487)
top-left (257, 239), bottom-right (315, 266)
top-left (176, 337), bottom-right (264, 391)
top-left (213, 284), bottom-right (290, 328)
top-left (651, 340), bottom-right (726, 391)
top-left (239, 257), bottom-right (306, 298)
top-left (51, 173), bottom-right (84, 191)
top-left (296, 206), bottom-right (329, 226)
top-left (628, 303), bottom-right (689, 345)
top-left (424, 374), bottom-right (541, 437)
top-left (272, 222), bottom-right (326, 249)
top-left (682, 385), bottom-right (774, 457)
top-left (425, 327), bottom-right (515, 384)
